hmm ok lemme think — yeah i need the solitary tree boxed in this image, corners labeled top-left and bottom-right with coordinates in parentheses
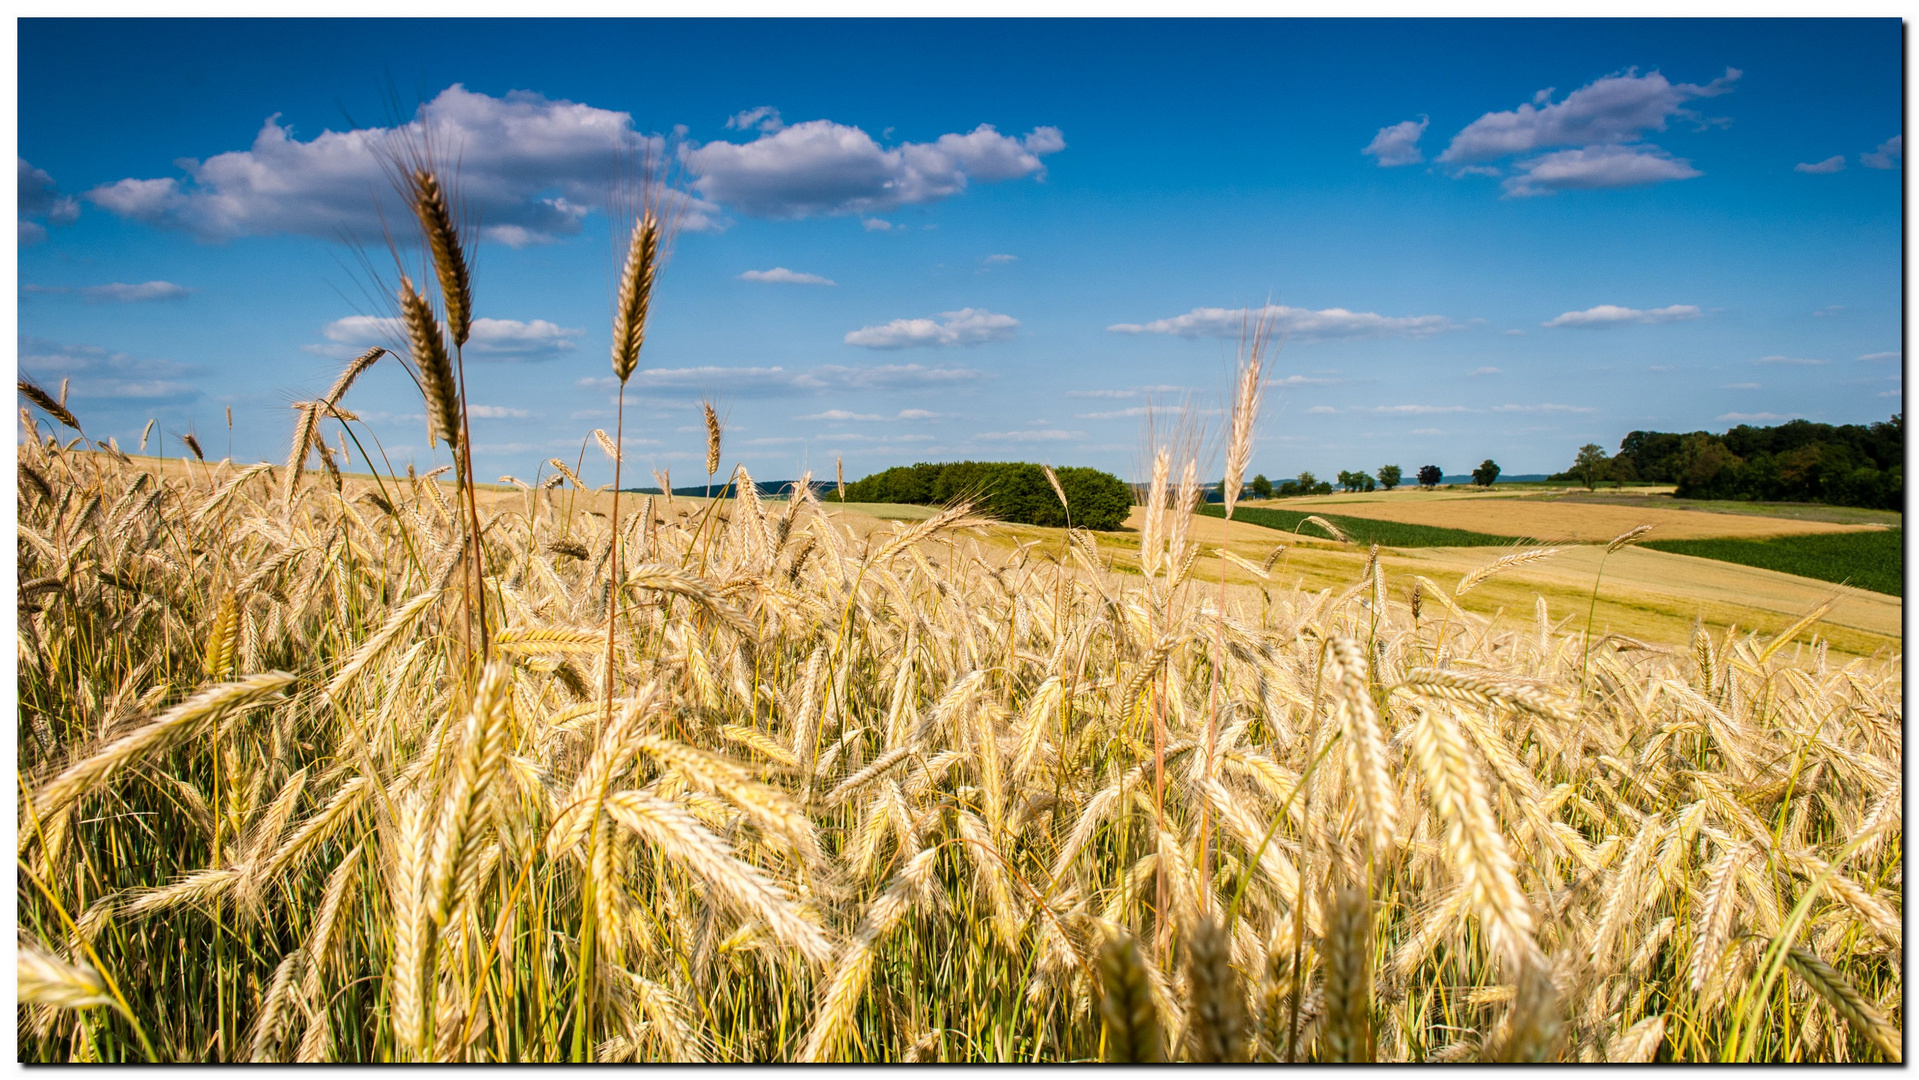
top-left (1472, 458), bottom-right (1501, 488)
top-left (1296, 470), bottom-right (1319, 491)
top-left (1572, 443), bottom-right (1610, 490)
top-left (1249, 473), bottom-right (1272, 498)
top-left (1377, 464), bottom-right (1402, 490)
top-left (1417, 464), bottom-right (1442, 489)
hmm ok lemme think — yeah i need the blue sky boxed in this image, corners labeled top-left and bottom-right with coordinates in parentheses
top-left (18, 18), bottom-right (1904, 486)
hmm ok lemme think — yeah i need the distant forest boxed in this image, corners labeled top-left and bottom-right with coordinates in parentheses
top-left (1554, 414), bottom-right (1902, 510)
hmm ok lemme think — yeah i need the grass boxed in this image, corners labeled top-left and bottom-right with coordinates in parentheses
top-left (1199, 502), bottom-right (1519, 547)
top-left (1644, 530), bottom-right (1904, 596)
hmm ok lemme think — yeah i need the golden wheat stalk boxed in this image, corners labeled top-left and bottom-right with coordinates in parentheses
top-left (408, 170), bottom-right (472, 348)
top-left (611, 212), bottom-right (661, 384)
top-left (1455, 546), bottom-right (1562, 596)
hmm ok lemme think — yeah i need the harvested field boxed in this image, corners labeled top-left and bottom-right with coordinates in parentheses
top-left (1269, 489), bottom-right (1889, 543)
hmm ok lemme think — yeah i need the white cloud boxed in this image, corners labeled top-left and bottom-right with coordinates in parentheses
top-left (18, 336), bottom-right (199, 402)
top-left (1108, 303), bottom-right (1454, 342)
top-left (1469, 366), bottom-right (1501, 376)
top-left (799, 363), bottom-right (987, 389)
top-left (984, 253), bottom-right (1018, 264)
top-left (1363, 117), bottom-right (1428, 166)
top-left (1489, 403), bottom-right (1596, 413)
top-left (1795, 156), bottom-right (1846, 174)
top-left (1753, 354), bottom-right (1828, 366)
top-left (590, 362), bottom-right (986, 397)
top-left (739, 267), bottom-right (835, 285)
top-left (1072, 404), bottom-right (1220, 420)
top-left (1354, 404), bottom-right (1472, 414)
top-left (1502, 144), bottom-right (1700, 197)
top-left (896, 409), bottom-right (945, 419)
top-left (469, 404), bottom-right (531, 418)
top-left (1721, 382), bottom-right (1761, 389)
top-left (845, 308), bottom-right (1019, 349)
top-left (684, 120), bottom-right (1064, 219)
top-left (1307, 405), bottom-right (1337, 414)
top-left (725, 106), bottom-right (783, 133)
top-left (1273, 374), bottom-right (1343, 386)
top-left (974, 429), bottom-right (1085, 442)
top-left (1065, 385), bottom-right (1186, 399)
top-left (79, 281), bottom-right (192, 303)
top-left (316, 314), bottom-right (580, 359)
top-left (1861, 134), bottom-right (1902, 169)
top-left (1718, 412), bottom-right (1793, 422)
top-left (1859, 351), bottom-right (1900, 361)
top-left (797, 409), bottom-right (882, 421)
top-left (1439, 68), bottom-right (1740, 164)
top-left (86, 85), bottom-right (719, 244)
top-left (862, 217), bottom-right (894, 231)
top-left (1543, 304), bottom-right (1702, 328)
top-left (1878, 390), bottom-right (1899, 397)
top-left (18, 159), bottom-right (80, 245)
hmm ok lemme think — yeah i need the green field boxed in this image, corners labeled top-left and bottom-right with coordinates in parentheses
top-left (1200, 503), bottom-right (1517, 547)
top-left (1555, 492), bottom-right (1904, 528)
top-left (1644, 530), bottom-right (1904, 596)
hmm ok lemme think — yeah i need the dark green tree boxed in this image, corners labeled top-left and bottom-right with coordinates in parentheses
top-left (1249, 473), bottom-right (1272, 499)
top-left (1572, 444), bottom-right (1609, 491)
top-left (1472, 459), bottom-right (1501, 488)
top-left (1416, 465), bottom-right (1442, 489)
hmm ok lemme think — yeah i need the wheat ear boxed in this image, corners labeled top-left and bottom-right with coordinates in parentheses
top-left (18, 379), bottom-right (80, 431)
top-left (1455, 546), bottom-right (1562, 596)
top-left (1781, 945), bottom-right (1902, 1061)
top-left (408, 170), bottom-right (471, 348)
top-left (1185, 914), bottom-right (1251, 1062)
top-left (1319, 880), bottom-right (1374, 1062)
top-left (1099, 931), bottom-right (1165, 1062)
top-left (611, 212), bottom-right (661, 383)
top-left (399, 275), bottom-right (460, 450)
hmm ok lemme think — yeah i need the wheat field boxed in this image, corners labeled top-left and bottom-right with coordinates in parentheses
top-left (15, 164), bottom-right (1903, 1064)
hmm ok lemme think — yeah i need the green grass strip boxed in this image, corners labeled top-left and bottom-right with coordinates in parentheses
top-left (1198, 503), bottom-right (1519, 548)
top-left (1643, 530), bottom-right (1902, 596)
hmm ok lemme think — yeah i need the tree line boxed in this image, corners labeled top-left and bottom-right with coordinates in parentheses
top-left (1549, 414), bottom-right (1902, 510)
top-left (841, 460), bottom-right (1135, 530)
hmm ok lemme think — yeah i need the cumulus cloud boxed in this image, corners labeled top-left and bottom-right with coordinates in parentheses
top-left (85, 85), bottom-right (719, 244)
top-left (845, 308), bottom-right (1019, 349)
top-left (726, 106), bottom-right (784, 133)
top-left (1752, 354), bottom-right (1828, 366)
top-left (897, 408), bottom-right (944, 420)
top-left (683, 120), bottom-right (1064, 219)
top-left (81, 281), bottom-right (193, 303)
top-left (469, 404), bottom-right (531, 418)
top-left (314, 314), bottom-right (580, 359)
top-left (974, 429), bottom-right (1085, 442)
top-left (1502, 144), bottom-right (1701, 197)
top-left (1795, 155), bottom-right (1846, 174)
top-left (1109, 303), bottom-right (1454, 342)
top-left (984, 253), bottom-right (1018, 264)
top-left (18, 336), bottom-right (199, 402)
top-left (1363, 117), bottom-right (1429, 166)
top-left (1439, 68), bottom-right (1740, 164)
top-left (739, 267), bottom-right (835, 285)
top-left (862, 217), bottom-right (894, 231)
top-left (796, 409), bottom-right (882, 421)
top-left (19, 158), bottom-right (81, 245)
top-left (1861, 135), bottom-right (1902, 169)
top-left (799, 363), bottom-right (987, 389)
top-left (1543, 304), bottom-right (1702, 328)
